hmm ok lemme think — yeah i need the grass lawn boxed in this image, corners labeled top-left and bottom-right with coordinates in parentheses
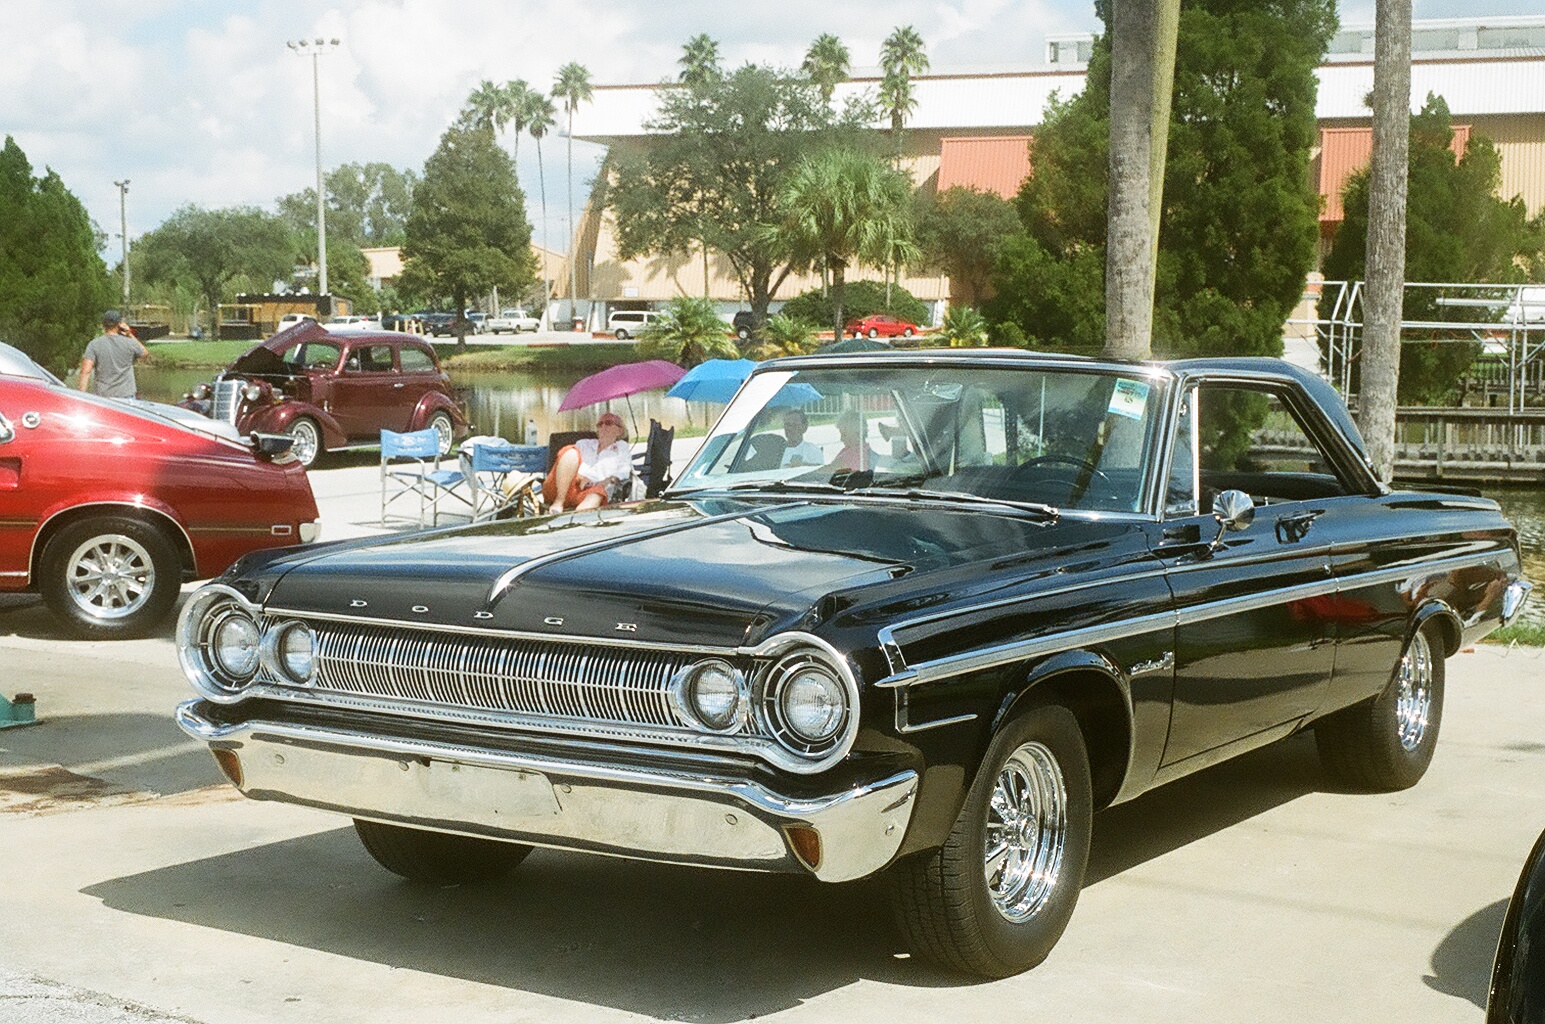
top-left (438, 343), bottom-right (637, 373)
top-left (145, 339), bottom-right (259, 368)
top-left (1486, 621), bottom-right (1545, 647)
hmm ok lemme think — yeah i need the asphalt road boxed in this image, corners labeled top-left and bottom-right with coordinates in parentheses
top-left (3, 582), bottom-right (1544, 1022)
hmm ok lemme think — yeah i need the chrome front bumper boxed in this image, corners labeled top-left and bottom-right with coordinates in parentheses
top-left (175, 701), bottom-right (918, 883)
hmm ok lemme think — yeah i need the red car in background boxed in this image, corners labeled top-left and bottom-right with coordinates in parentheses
top-left (843, 314), bottom-right (921, 339)
top-left (0, 341), bottom-right (319, 638)
top-left (181, 322), bottom-right (469, 467)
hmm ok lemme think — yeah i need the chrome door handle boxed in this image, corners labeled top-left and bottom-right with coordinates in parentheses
top-left (393, 383), bottom-right (405, 388)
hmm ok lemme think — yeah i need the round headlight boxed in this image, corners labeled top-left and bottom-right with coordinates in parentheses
top-left (243, 383), bottom-right (262, 402)
top-left (277, 622), bottom-right (314, 682)
top-left (210, 612), bottom-right (261, 682)
top-left (676, 659), bottom-right (745, 732)
top-left (777, 666), bottom-right (846, 743)
top-left (193, 383), bottom-right (211, 400)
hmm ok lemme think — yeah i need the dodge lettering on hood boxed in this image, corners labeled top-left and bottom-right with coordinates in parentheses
top-left (175, 351), bottom-right (1530, 977)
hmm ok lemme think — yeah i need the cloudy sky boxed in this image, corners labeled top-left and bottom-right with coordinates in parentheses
top-left (0, 0), bottom-right (1531, 262)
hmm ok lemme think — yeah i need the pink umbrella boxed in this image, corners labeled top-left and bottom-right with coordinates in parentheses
top-left (557, 359), bottom-right (686, 433)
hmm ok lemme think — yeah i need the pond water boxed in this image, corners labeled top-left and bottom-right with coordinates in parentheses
top-left (137, 363), bottom-right (1544, 625)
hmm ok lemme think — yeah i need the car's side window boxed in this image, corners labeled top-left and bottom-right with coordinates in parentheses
top-left (345, 345), bottom-right (393, 373)
top-left (1190, 384), bottom-right (1351, 506)
top-left (300, 342), bottom-right (340, 370)
top-left (398, 347), bottom-right (435, 373)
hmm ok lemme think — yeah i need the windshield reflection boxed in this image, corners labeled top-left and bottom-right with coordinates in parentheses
top-left (673, 363), bottom-right (1165, 513)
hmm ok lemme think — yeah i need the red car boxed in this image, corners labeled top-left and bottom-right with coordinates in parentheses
top-left (182, 322), bottom-right (469, 467)
top-left (844, 314), bottom-right (920, 339)
top-left (0, 342), bottom-right (319, 638)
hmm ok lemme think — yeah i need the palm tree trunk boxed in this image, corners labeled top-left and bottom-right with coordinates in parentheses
top-left (831, 262), bottom-right (847, 342)
top-left (1358, 0), bottom-right (1412, 484)
top-left (566, 110), bottom-right (578, 329)
top-left (537, 139), bottom-right (551, 328)
top-left (1104, 0), bottom-right (1180, 361)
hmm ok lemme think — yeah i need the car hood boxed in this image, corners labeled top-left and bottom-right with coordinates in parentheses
top-left (251, 497), bottom-right (1146, 648)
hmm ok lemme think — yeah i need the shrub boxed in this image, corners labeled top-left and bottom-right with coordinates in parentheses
top-left (751, 314), bottom-right (819, 358)
top-left (940, 306), bottom-right (990, 346)
top-left (780, 279), bottom-right (929, 330)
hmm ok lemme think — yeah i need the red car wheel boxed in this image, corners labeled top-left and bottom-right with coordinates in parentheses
top-left (40, 515), bottom-right (182, 639)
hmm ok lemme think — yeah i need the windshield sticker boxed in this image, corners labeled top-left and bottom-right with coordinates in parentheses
top-left (1108, 379), bottom-right (1150, 421)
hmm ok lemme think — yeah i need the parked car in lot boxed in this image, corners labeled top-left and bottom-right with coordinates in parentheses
top-left (179, 322), bottom-right (469, 468)
top-left (416, 312), bottom-right (457, 336)
top-left (464, 312), bottom-right (488, 334)
top-left (324, 315), bottom-right (381, 332)
top-left (845, 313), bottom-right (920, 339)
top-left (733, 310), bottom-right (756, 339)
top-left (175, 351), bottom-right (1529, 977)
top-left (0, 341), bottom-right (318, 638)
top-left (607, 309), bottom-right (658, 339)
top-left (273, 313), bottom-right (317, 335)
top-left (486, 308), bottom-right (541, 334)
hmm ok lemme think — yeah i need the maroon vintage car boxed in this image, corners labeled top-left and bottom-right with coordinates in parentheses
top-left (182, 323), bottom-right (469, 467)
top-left (0, 341), bottom-right (319, 638)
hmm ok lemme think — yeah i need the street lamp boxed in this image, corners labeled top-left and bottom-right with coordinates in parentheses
top-left (286, 37), bottom-right (340, 306)
top-left (113, 179), bottom-right (130, 310)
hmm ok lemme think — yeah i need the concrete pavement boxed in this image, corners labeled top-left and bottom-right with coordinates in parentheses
top-left (1, 464), bottom-right (1543, 1022)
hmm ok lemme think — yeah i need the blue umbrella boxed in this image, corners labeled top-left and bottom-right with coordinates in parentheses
top-left (665, 359), bottom-right (759, 405)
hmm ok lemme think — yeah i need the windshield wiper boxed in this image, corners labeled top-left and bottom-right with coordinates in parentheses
top-left (852, 486), bottom-right (1060, 520)
top-left (668, 479), bottom-right (851, 497)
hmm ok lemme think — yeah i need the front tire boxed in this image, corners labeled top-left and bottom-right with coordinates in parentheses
top-left (889, 703), bottom-right (1093, 977)
top-left (286, 416), bottom-right (322, 468)
top-left (1315, 622), bottom-right (1444, 791)
top-left (39, 516), bottom-right (182, 639)
top-left (354, 819), bottom-right (532, 883)
top-left (903, 327), bottom-right (915, 337)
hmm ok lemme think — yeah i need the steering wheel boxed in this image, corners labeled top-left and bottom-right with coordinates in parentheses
top-left (1008, 455), bottom-right (1120, 504)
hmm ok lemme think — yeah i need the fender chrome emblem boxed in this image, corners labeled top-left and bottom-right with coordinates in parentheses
top-left (411, 605), bottom-right (429, 614)
top-left (544, 616), bottom-right (564, 626)
top-left (615, 622), bottom-right (638, 633)
top-left (350, 599), bottom-right (368, 608)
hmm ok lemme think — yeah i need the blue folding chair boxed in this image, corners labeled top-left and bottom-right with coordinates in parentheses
top-left (463, 442), bottom-right (549, 521)
top-left (381, 427), bottom-right (471, 527)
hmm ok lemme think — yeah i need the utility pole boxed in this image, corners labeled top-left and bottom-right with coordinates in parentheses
top-left (113, 179), bottom-right (130, 310)
top-left (287, 37), bottom-right (340, 307)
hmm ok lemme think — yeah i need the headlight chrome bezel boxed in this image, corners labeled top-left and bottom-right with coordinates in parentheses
top-left (670, 658), bottom-right (750, 734)
top-left (178, 584), bottom-right (318, 700)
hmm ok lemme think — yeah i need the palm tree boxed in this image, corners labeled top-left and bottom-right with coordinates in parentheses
top-left (501, 79), bottom-right (534, 165)
top-left (461, 79), bottom-right (510, 132)
top-left (879, 25), bottom-right (929, 165)
top-left (678, 34), bottom-right (722, 87)
top-left (528, 95), bottom-right (558, 328)
top-left (553, 62), bottom-right (594, 328)
top-left (802, 34), bottom-right (850, 103)
top-left (773, 148), bottom-right (916, 341)
top-left (636, 297), bottom-right (741, 368)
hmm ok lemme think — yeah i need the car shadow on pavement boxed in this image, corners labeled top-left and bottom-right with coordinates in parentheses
top-left (84, 833), bottom-right (969, 1019)
top-left (1087, 731), bottom-right (1324, 885)
top-left (0, 591), bottom-right (184, 642)
top-left (0, 713), bottom-right (221, 803)
top-left (1423, 898), bottom-right (1508, 1009)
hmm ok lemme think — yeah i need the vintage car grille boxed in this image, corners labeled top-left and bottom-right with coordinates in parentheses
top-left (297, 621), bottom-right (769, 737)
top-left (212, 379), bottom-right (243, 425)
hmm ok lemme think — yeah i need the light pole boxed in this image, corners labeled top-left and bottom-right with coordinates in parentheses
top-left (286, 37), bottom-right (340, 306)
top-left (113, 179), bottom-right (130, 310)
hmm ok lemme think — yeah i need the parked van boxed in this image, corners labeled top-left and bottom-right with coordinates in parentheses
top-left (607, 310), bottom-right (658, 340)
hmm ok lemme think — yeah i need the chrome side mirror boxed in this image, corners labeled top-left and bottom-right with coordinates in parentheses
top-left (1209, 489), bottom-right (1255, 551)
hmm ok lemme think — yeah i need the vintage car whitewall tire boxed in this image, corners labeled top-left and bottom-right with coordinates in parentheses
top-left (39, 515), bottom-right (182, 639)
top-left (353, 819), bottom-right (533, 883)
top-left (427, 411), bottom-right (454, 455)
top-left (888, 703), bottom-right (1093, 977)
top-left (1315, 622), bottom-right (1445, 791)
top-left (285, 417), bottom-right (322, 468)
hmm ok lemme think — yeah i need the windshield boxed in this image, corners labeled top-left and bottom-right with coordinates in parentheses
top-left (672, 362), bottom-right (1165, 514)
top-left (0, 341), bottom-right (64, 384)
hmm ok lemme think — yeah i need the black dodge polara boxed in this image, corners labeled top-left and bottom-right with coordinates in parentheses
top-left (175, 352), bottom-right (1533, 977)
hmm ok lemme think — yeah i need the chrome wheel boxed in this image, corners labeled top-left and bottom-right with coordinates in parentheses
top-left (287, 418), bottom-right (320, 467)
top-left (429, 413), bottom-right (454, 455)
top-left (984, 740), bottom-right (1068, 923)
top-left (65, 534), bottom-right (154, 621)
top-left (1395, 630), bottom-right (1434, 751)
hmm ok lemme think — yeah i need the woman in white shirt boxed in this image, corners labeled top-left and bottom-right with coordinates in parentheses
top-left (543, 411), bottom-right (633, 513)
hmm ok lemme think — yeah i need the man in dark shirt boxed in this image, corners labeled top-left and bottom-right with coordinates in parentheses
top-left (79, 310), bottom-right (149, 398)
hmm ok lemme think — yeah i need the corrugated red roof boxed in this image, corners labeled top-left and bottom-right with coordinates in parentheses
top-left (1319, 124), bottom-right (1470, 222)
top-left (937, 135), bottom-right (1033, 198)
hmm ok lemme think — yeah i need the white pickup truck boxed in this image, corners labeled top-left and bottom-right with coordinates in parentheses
top-left (484, 308), bottom-right (541, 334)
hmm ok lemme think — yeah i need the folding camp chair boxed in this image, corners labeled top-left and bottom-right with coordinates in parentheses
top-left (634, 419), bottom-right (676, 499)
top-left (381, 427), bottom-right (471, 527)
top-left (462, 441), bottom-right (549, 521)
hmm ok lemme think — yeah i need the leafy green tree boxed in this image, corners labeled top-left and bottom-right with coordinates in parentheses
top-left (1321, 95), bottom-right (1545, 402)
top-left (772, 148), bottom-right (915, 340)
top-left (133, 205), bottom-right (295, 339)
top-left (400, 124), bottom-right (537, 347)
top-left (780, 279), bottom-right (930, 329)
top-left (609, 66), bottom-right (874, 333)
top-left (278, 161), bottom-right (417, 249)
top-left (678, 34), bottom-right (722, 86)
top-left (635, 296), bottom-right (740, 367)
top-left (914, 186), bottom-right (1024, 306)
top-left (553, 62), bottom-right (594, 323)
top-left (0, 137), bottom-right (113, 371)
top-left (879, 26), bottom-right (929, 164)
top-left (987, 0), bottom-right (1334, 364)
top-left (802, 34), bottom-right (850, 103)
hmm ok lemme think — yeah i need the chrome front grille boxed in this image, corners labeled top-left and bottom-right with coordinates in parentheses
top-left (303, 622), bottom-right (759, 736)
top-left (212, 379), bottom-right (242, 425)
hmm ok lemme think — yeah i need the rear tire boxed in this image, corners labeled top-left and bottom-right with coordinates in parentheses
top-left (353, 819), bottom-right (532, 883)
top-left (427, 411), bottom-right (454, 455)
top-left (867, 328), bottom-right (879, 339)
top-left (1315, 622), bottom-right (1445, 791)
top-left (888, 703), bottom-right (1092, 977)
top-left (615, 328), bottom-right (630, 340)
top-left (39, 515), bottom-right (182, 639)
